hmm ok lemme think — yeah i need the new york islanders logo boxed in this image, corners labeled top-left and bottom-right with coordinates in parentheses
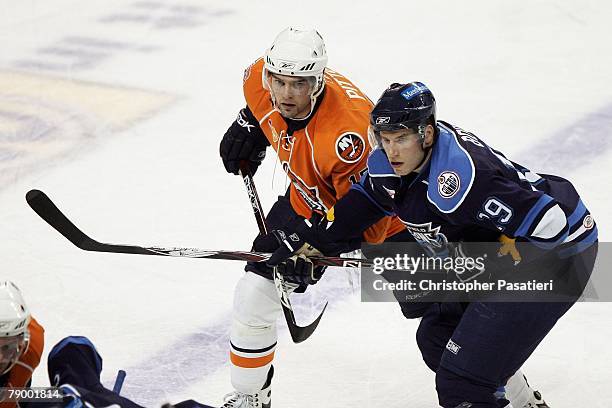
top-left (335, 132), bottom-right (365, 164)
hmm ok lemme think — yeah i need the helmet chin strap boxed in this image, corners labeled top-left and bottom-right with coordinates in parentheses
top-left (415, 139), bottom-right (432, 172)
top-left (413, 124), bottom-right (435, 171)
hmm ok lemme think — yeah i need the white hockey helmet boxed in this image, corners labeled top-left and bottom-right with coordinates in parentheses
top-left (263, 27), bottom-right (328, 117)
top-left (0, 281), bottom-right (31, 374)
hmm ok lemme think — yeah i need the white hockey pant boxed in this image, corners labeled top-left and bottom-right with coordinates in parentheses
top-left (230, 272), bottom-right (283, 394)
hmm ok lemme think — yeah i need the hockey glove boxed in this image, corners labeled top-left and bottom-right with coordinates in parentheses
top-left (265, 214), bottom-right (360, 284)
top-left (250, 223), bottom-right (325, 286)
top-left (279, 252), bottom-right (324, 286)
top-left (268, 214), bottom-right (359, 262)
top-left (219, 107), bottom-right (269, 175)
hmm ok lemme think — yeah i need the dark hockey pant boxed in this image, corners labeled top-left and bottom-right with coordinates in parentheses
top-left (415, 243), bottom-right (597, 408)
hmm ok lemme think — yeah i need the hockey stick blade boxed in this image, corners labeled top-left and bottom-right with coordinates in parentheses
top-left (27, 189), bottom-right (156, 255)
top-left (275, 270), bottom-right (328, 343)
top-left (283, 300), bottom-right (327, 343)
top-left (25, 189), bottom-right (369, 266)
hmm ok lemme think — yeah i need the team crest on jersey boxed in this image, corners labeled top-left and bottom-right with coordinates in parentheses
top-left (583, 214), bottom-right (595, 230)
top-left (335, 132), bottom-right (365, 164)
top-left (282, 161), bottom-right (328, 213)
top-left (437, 171), bottom-right (461, 198)
top-left (269, 121), bottom-right (293, 151)
top-left (401, 221), bottom-right (449, 255)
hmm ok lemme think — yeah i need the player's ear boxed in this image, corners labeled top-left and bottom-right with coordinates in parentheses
top-left (423, 125), bottom-right (435, 148)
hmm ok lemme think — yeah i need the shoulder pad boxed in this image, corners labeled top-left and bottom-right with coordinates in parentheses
top-left (426, 123), bottom-right (476, 213)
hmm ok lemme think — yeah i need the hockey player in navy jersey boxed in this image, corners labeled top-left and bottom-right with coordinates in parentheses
top-left (27, 336), bottom-right (210, 408)
top-left (262, 82), bottom-right (598, 407)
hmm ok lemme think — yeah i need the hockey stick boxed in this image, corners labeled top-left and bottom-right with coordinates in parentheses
top-left (238, 163), bottom-right (327, 343)
top-left (112, 370), bottom-right (126, 394)
top-left (25, 189), bottom-right (366, 266)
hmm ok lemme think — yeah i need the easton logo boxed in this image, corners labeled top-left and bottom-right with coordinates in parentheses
top-left (446, 339), bottom-right (461, 355)
top-left (336, 132), bottom-right (365, 164)
top-left (438, 171), bottom-right (460, 198)
top-left (243, 177), bottom-right (260, 212)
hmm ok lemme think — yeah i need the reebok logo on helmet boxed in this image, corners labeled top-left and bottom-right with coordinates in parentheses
top-left (279, 61), bottom-right (296, 69)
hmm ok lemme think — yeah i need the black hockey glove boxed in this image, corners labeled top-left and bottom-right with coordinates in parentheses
top-left (267, 214), bottom-right (360, 263)
top-left (280, 252), bottom-right (324, 286)
top-left (252, 228), bottom-right (326, 286)
top-left (262, 213), bottom-right (360, 285)
top-left (219, 107), bottom-right (269, 175)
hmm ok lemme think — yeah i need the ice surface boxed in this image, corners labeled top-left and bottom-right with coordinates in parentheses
top-left (1, 1), bottom-right (611, 407)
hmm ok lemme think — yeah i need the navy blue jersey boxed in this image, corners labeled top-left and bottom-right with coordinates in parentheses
top-left (355, 120), bottom-right (598, 257)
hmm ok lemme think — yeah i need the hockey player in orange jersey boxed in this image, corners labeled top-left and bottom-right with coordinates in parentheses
top-left (218, 27), bottom-right (404, 408)
top-left (0, 281), bottom-right (44, 408)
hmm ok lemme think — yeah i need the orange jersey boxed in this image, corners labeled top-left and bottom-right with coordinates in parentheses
top-left (243, 59), bottom-right (404, 242)
top-left (0, 317), bottom-right (44, 407)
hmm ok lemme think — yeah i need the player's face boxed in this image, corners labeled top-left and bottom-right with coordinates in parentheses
top-left (380, 129), bottom-right (427, 175)
top-left (267, 73), bottom-right (313, 119)
top-left (0, 334), bottom-right (25, 374)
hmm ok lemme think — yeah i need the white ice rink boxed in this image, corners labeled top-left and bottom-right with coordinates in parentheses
top-left (2, 1), bottom-right (612, 406)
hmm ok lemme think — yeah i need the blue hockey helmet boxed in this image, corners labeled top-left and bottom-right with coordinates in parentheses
top-left (369, 82), bottom-right (436, 143)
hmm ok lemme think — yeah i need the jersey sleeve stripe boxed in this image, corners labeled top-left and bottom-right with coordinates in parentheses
top-left (515, 194), bottom-right (554, 237)
top-left (531, 204), bottom-right (568, 240)
top-left (564, 221), bottom-right (597, 244)
top-left (558, 227), bottom-right (598, 258)
top-left (567, 199), bottom-right (587, 227)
